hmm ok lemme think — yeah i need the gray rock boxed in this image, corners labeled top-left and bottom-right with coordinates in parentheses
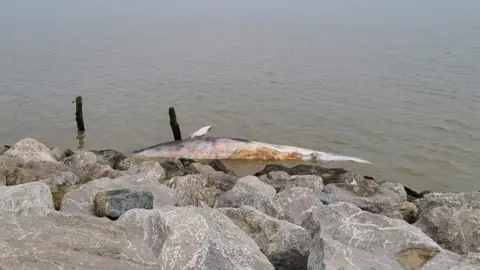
top-left (208, 159), bottom-right (237, 176)
top-left (164, 174), bottom-right (219, 207)
top-left (0, 155), bottom-right (20, 185)
top-left (124, 160), bottom-right (166, 182)
top-left (303, 202), bottom-right (443, 270)
top-left (160, 158), bottom-right (194, 179)
top-left (117, 156), bottom-right (142, 171)
top-left (254, 164), bottom-right (373, 185)
top-left (40, 171), bottom-right (80, 190)
top-left (3, 138), bottom-right (57, 164)
top-left (91, 149), bottom-right (127, 170)
top-left (115, 207), bottom-right (275, 269)
top-left (421, 250), bottom-right (480, 270)
top-left (0, 181), bottom-right (54, 217)
top-left (318, 180), bottom-right (407, 214)
top-left (255, 187), bottom-right (324, 226)
top-left (4, 161), bottom-right (70, 186)
top-left (75, 163), bottom-right (122, 184)
top-left (216, 175), bottom-right (276, 208)
top-left (414, 192), bottom-right (480, 255)
top-left (187, 162), bottom-right (217, 174)
top-left (61, 164), bottom-right (176, 215)
top-left (50, 147), bottom-right (74, 161)
top-left (181, 162), bottom-right (238, 191)
top-left (0, 145), bottom-right (10, 155)
top-left (94, 189), bottom-right (154, 219)
top-left (0, 214), bottom-right (158, 269)
top-left (380, 201), bottom-right (419, 224)
top-left (64, 150), bottom-right (97, 169)
top-left (258, 170), bottom-right (291, 192)
top-left (219, 206), bottom-right (311, 269)
top-left (286, 175), bottom-right (324, 191)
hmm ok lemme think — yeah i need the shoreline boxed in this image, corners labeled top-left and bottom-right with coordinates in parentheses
top-left (1, 137), bottom-right (479, 269)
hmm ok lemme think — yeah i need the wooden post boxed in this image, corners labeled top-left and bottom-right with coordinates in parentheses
top-left (75, 96), bottom-right (85, 132)
top-left (169, 107), bottom-right (182, 141)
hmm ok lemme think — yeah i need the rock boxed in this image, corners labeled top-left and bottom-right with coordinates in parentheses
top-left (4, 161), bottom-right (70, 186)
top-left (124, 160), bottom-right (166, 182)
top-left (0, 181), bottom-right (54, 217)
top-left (286, 175), bottom-right (324, 191)
top-left (94, 189), bottom-right (154, 219)
top-left (318, 179), bottom-right (407, 214)
top-left (0, 214), bottom-right (158, 269)
top-left (219, 206), bottom-right (311, 269)
top-left (184, 162), bottom-right (238, 192)
top-left (0, 145), bottom-right (10, 155)
top-left (50, 147), bottom-right (74, 161)
top-left (117, 156), bottom-right (142, 171)
top-left (216, 175), bottom-right (276, 208)
top-left (40, 171), bottom-right (80, 190)
top-left (414, 192), bottom-right (480, 255)
top-left (91, 149), bottom-right (127, 170)
top-left (208, 159), bottom-right (237, 176)
top-left (164, 174), bottom-right (219, 207)
top-left (303, 202), bottom-right (443, 270)
top-left (258, 170), bottom-right (291, 192)
top-left (0, 155), bottom-right (20, 185)
top-left (160, 158), bottom-right (195, 179)
top-left (404, 186), bottom-right (432, 202)
top-left (254, 164), bottom-right (374, 185)
top-left (187, 162), bottom-right (217, 174)
top-left (115, 207), bottom-right (275, 269)
top-left (255, 187), bottom-right (323, 226)
top-left (420, 250), bottom-right (480, 270)
top-left (75, 163), bottom-right (122, 184)
top-left (3, 138), bottom-right (57, 163)
top-left (61, 166), bottom-right (175, 215)
top-left (380, 201), bottom-right (419, 224)
top-left (63, 150), bottom-right (97, 169)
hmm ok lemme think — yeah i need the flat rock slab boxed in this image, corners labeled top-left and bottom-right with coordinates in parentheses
top-left (115, 207), bottom-right (275, 270)
top-left (414, 192), bottom-right (480, 254)
top-left (0, 214), bottom-right (158, 269)
top-left (94, 189), bottom-right (154, 219)
top-left (303, 202), bottom-right (444, 270)
top-left (219, 206), bottom-right (311, 269)
top-left (0, 181), bottom-right (54, 217)
top-left (61, 162), bottom-right (175, 215)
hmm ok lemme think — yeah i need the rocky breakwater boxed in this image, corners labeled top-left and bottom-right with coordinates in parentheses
top-left (0, 138), bottom-right (479, 269)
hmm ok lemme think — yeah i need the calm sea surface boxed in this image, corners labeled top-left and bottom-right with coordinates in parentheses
top-left (1, 0), bottom-right (479, 192)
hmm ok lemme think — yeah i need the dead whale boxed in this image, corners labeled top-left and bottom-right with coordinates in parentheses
top-left (132, 126), bottom-right (372, 164)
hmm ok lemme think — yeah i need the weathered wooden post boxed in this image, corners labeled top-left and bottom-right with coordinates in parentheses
top-left (169, 107), bottom-right (182, 141)
top-left (75, 96), bottom-right (85, 132)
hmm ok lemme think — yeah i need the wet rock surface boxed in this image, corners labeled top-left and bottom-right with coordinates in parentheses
top-left (0, 145), bottom-right (10, 155)
top-left (1, 137), bottom-right (479, 269)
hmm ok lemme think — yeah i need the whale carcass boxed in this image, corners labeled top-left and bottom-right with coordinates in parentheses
top-left (132, 126), bottom-right (372, 164)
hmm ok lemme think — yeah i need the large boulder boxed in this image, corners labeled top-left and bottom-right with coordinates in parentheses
top-left (3, 138), bottom-right (57, 164)
top-left (216, 175), bottom-right (276, 208)
top-left (4, 161), bottom-right (70, 186)
top-left (164, 174), bottom-right (219, 207)
top-left (254, 187), bottom-right (324, 226)
top-left (90, 149), bottom-right (127, 170)
top-left (219, 206), bottom-right (311, 269)
top-left (115, 207), bottom-right (275, 269)
top-left (0, 214), bottom-right (158, 269)
top-left (303, 202), bottom-right (444, 270)
top-left (317, 177), bottom-right (408, 214)
top-left (414, 192), bottom-right (480, 254)
top-left (61, 162), bottom-right (175, 215)
top-left (0, 181), bottom-right (54, 217)
top-left (420, 250), bottom-right (480, 269)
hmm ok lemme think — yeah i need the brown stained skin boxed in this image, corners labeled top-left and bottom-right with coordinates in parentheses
top-left (229, 147), bottom-right (303, 161)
